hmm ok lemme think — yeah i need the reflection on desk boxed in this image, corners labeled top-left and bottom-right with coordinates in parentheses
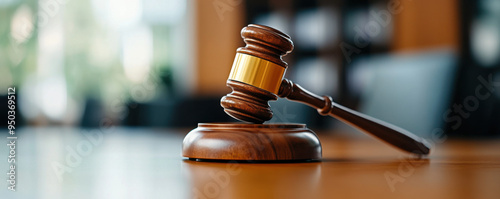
top-left (1, 127), bottom-right (499, 199)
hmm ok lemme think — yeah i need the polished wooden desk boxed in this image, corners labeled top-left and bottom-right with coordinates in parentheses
top-left (1, 127), bottom-right (499, 199)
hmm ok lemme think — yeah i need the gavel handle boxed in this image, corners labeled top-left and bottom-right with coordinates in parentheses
top-left (278, 79), bottom-right (431, 155)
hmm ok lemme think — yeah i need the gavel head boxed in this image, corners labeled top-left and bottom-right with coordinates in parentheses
top-left (220, 24), bottom-right (294, 123)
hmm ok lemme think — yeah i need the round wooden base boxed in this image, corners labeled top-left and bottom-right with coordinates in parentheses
top-left (182, 123), bottom-right (322, 161)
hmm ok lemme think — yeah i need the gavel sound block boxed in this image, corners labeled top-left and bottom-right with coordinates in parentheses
top-left (183, 24), bottom-right (430, 161)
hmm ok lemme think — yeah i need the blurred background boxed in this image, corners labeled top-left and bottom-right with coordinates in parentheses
top-left (1, 0), bottom-right (500, 137)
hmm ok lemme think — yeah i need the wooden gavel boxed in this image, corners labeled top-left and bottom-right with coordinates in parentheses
top-left (221, 24), bottom-right (431, 155)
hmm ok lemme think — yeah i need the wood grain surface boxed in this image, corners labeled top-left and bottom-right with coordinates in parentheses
top-left (2, 128), bottom-right (499, 199)
top-left (186, 132), bottom-right (500, 199)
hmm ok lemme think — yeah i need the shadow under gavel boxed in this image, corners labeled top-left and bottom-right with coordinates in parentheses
top-left (221, 24), bottom-right (431, 155)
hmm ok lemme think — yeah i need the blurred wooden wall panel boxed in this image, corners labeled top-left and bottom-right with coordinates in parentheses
top-left (193, 0), bottom-right (245, 96)
top-left (393, 0), bottom-right (459, 51)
